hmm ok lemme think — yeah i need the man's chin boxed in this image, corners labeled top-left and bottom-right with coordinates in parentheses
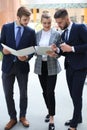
top-left (20, 23), bottom-right (27, 26)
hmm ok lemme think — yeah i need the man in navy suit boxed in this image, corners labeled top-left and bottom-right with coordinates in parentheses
top-left (0, 6), bottom-right (36, 130)
top-left (50, 9), bottom-right (87, 130)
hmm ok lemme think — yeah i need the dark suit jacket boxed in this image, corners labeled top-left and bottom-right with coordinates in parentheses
top-left (0, 22), bottom-right (36, 73)
top-left (61, 23), bottom-right (87, 70)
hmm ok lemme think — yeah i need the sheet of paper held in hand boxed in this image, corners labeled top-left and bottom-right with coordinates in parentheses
top-left (1, 43), bottom-right (53, 56)
top-left (35, 46), bottom-right (53, 55)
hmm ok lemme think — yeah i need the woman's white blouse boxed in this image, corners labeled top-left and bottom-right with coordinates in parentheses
top-left (39, 29), bottom-right (51, 61)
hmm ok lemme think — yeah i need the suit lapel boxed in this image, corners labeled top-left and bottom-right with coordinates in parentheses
top-left (49, 29), bottom-right (54, 45)
top-left (49, 29), bottom-right (59, 45)
top-left (9, 23), bottom-right (16, 48)
top-left (68, 23), bottom-right (75, 42)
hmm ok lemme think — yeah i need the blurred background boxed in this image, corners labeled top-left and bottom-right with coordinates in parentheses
top-left (0, 0), bottom-right (87, 32)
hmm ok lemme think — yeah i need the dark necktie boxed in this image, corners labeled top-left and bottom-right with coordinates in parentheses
top-left (65, 29), bottom-right (68, 41)
top-left (16, 27), bottom-right (21, 47)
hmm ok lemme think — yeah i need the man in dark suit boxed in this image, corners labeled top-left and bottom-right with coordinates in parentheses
top-left (0, 6), bottom-right (36, 130)
top-left (50, 9), bottom-right (87, 130)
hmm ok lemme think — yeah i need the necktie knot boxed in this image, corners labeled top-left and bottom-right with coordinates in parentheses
top-left (17, 26), bottom-right (21, 32)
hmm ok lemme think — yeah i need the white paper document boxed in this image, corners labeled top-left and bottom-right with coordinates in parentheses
top-left (1, 44), bottom-right (53, 56)
top-left (1, 44), bottom-right (35, 56)
top-left (35, 46), bottom-right (52, 55)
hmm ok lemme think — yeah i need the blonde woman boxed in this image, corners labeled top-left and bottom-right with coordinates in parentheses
top-left (34, 12), bottom-right (61, 130)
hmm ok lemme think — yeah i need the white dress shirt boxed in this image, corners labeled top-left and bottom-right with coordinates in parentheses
top-left (39, 29), bottom-right (51, 61)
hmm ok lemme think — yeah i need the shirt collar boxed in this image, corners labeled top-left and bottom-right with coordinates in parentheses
top-left (14, 21), bottom-right (23, 29)
top-left (67, 22), bottom-right (73, 32)
top-left (42, 29), bottom-right (51, 33)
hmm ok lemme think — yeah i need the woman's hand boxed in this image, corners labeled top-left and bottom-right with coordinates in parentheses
top-left (51, 44), bottom-right (58, 52)
top-left (46, 50), bottom-right (58, 58)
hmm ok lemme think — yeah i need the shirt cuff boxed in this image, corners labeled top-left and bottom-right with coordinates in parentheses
top-left (57, 48), bottom-right (60, 53)
top-left (72, 46), bottom-right (75, 52)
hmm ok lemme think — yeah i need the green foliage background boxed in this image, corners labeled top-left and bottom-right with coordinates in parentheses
top-left (0, 52), bottom-right (3, 61)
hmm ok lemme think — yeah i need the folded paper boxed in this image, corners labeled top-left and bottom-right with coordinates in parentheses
top-left (1, 43), bottom-right (53, 56)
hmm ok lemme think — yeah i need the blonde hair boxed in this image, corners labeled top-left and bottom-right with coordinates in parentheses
top-left (41, 10), bottom-right (51, 22)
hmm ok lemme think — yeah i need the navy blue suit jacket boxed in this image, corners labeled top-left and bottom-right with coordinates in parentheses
top-left (0, 22), bottom-right (36, 73)
top-left (61, 23), bottom-right (87, 70)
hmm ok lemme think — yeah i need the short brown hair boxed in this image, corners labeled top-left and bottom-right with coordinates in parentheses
top-left (17, 6), bottom-right (31, 18)
top-left (54, 9), bottom-right (68, 19)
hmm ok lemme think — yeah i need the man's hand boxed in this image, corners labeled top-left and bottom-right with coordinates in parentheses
top-left (3, 48), bottom-right (11, 55)
top-left (51, 44), bottom-right (58, 52)
top-left (18, 56), bottom-right (28, 61)
top-left (46, 50), bottom-right (58, 58)
top-left (60, 43), bottom-right (72, 52)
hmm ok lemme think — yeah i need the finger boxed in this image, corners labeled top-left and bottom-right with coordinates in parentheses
top-left (60, 43), bottom-right (66, 47)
